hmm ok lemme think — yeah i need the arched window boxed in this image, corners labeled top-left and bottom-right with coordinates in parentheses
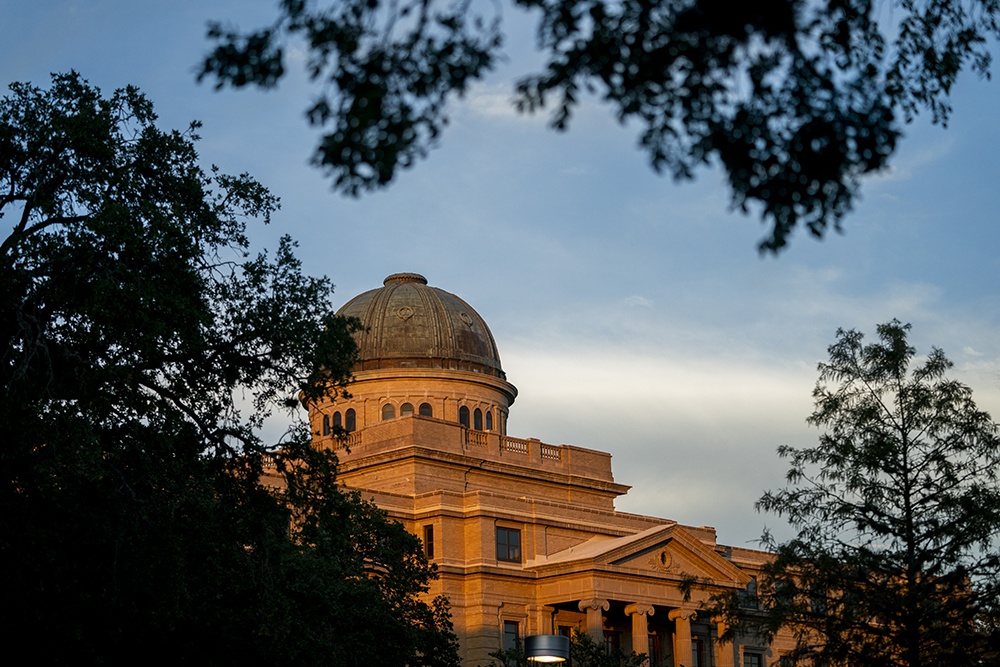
top-left (419, 402), bottom-right (433, 417)
top-left (459, 406), bottom-right (470, 428)
top-left (400, 402), bottom-right (414, 417)
top-left (333, 411), bottom-right (342, 429)
top-left (473, 408), bottom-right (483, 430)
top-left (485, 409), bottom-right (493, 431)
top-left (345, 408), bottom-right (356, 432)
top-left (382, 403), bottom-right (396, 421)
top-left (322, 414), bottom-right (331, 436)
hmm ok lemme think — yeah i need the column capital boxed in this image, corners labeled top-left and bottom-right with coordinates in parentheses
top-left (668, 608), bottom-right (697, 623)
top-left (578, 598), bottom-right (610, 612)
top-left (624, 603), bottom-right (655, 617)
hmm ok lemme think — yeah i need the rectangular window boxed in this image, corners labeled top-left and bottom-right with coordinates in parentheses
top-left (603, 630), bottom-right (621, 654)
top-left (423, 525), bottom-right (434, 559)
top-left (647, 634), bottom-right (660, 666)
top-left (744, 652), bottom-right (764, 667)
top-left (692, 636), bottom-right (706, 667)
top-left (739, 575), bottom-right (759, 609)
top-left (503, 620), bottom-right (519, 652)
top-left (810, 585), bottom-right (827, 614)
top-left (496, 526), bottom-right (521, 562)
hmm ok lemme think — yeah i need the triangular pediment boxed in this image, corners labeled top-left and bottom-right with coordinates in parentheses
top-left (535, 524), bottom-right (749, 587)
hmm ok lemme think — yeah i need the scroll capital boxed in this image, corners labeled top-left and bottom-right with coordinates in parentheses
top-left (624, 603), bottom-right (655, 617)
top-left (578, 598), bottom-right (610, 612)
top-left (668, 608), bottom-right (697, 623)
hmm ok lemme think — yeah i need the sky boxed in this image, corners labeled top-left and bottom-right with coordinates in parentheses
top-left (5, 0), bottom-right (1000, 547)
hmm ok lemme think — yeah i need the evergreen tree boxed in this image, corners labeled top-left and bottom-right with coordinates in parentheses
top-left (715, 321), bottom-right (1000, 666)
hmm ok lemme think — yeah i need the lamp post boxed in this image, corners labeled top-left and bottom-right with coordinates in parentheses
top-left (524, 634), bottom-right (570, 663)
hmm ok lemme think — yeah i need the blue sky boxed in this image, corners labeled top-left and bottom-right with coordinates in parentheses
top-left (5, 0), bottom-right (1000, 547)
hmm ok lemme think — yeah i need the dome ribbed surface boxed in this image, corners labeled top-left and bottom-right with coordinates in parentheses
top-left (337, 273), bottom-right (505, 378)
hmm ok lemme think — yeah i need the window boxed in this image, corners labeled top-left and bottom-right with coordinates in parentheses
top-left (382, 403), bottom-right (395, 421)
top-left (744, 652), bottom-right (763, 667)
top-left (485, 409), bottom-right (493, 431)
top-left (496, 526), bottom-right (521, 562)
top-left (603, 630), bottom-right (621, 653)
top-left (502, 620), bottom-right (519, 652)
top-left (648, 635), bottom-right (661, 666)
top-left (423, 525), bottom-right (434, 559)
top-left (419, 402), bottom-right (433, 417)
top-left (400, 402), bottom-right (414, 417)
top-left (775, 578), bottom-right (795, 605)
top-left (322, 414), bottom-right (331, 436)
top-left (692, 636), bottom-right (707, 667)
top-left (474, 408), bottom-right (483, 430)
top-left (333, 411), bottom-right (342, 429)
top-left (810, 585), bottom-right (827, 614)
top-left (459, 405), bottom-right (470, 428)
top-left (345, 408), bottom-right (356, 432)
top-left (740, 576), bottom-right (759, 609)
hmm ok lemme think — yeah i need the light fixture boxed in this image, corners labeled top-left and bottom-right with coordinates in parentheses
top-left (524, 634), bottom-right (570, 663)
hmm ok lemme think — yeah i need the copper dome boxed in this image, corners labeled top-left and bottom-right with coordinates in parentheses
top-left (337, 273), bottom-right (506, 379)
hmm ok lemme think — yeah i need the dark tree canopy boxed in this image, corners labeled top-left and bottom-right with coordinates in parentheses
top-left (200, 0), bottom-right (1000, 251)
top-left (0, 72), bottom-right (460, 667)
top-left (488, 631), bottom-right (648, 667)
top-left (714, 321), bottom-right (1000, 667)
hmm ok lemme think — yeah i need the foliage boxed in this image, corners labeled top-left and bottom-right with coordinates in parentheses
top-left (487, 632), bottom-right (646, 667)
top-left (0, 72), bottom-right (460, 667)
top-left (200, 0), bottom-right (1000, 252)
top-left (713, 321), bottom-right (1000, 666)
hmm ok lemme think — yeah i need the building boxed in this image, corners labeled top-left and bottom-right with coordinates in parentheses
top-left (310, 273), bottom-right (790, 667)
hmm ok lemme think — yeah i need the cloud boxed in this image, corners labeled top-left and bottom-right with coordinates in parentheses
top-left (870, 134), bottom-right (956, 185)
top-left (461, 83), bottom-right (546, 123)
top-left (623, 295), bottom-right (652, 307)
top-left (500, 341), bottom-right (815, 546)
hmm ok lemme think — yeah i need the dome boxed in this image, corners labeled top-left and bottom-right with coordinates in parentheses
top-left (337, 273), bottom-right (506, 379)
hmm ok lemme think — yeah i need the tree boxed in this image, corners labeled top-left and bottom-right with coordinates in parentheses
top-left (713, 321), bottom-right (1000, 666)
top-left (0, 72), bottom-right (460, 667)
top-left (487, 631), bottom-right (647, 667)
top-left (199, 0), bottom-right (1000, 252)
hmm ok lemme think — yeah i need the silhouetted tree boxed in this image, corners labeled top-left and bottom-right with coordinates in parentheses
top-left (713, 321), bottom-right (1000, 666)
top-left (0, 71), bottom-right (460, 667)
top-left (200, 0), bottom-right (1000, 251)
top-left (487, 631), bottom-right (646, 667)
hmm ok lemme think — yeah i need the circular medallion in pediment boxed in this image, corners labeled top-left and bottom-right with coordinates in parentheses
top-left (649, 548), bottom-right (675, 572)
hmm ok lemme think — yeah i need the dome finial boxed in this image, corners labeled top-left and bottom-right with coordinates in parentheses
top-left (384, 272), bottom-right (427, 286)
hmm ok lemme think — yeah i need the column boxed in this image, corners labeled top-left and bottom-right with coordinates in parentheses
top-left (578, 598), bottom-right (610, 641)
top-left (531, 605), bottom-right (556, 635)
top-left (668, 608), bottom-right (697, 667)
top-left (713, 618), bottom-right (736, 667)
top-left (625, 603), bottom-right (655, 665)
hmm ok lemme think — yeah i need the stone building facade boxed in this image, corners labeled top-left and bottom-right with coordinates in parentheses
top-left (309, 273), bottom-right (790, 667)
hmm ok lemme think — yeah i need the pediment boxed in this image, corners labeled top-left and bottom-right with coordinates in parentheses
top-left (536, 524), bottom-right (749, 587)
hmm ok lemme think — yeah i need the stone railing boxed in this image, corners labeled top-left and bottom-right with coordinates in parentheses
top-left (500, 435), bottom-right (529, 455)
top-left (490, 434), bottom-right (562, 463)
top-left (329, 431), bottom-right (362, 451)
top-left (467, 429), bottom-right (489, 448)
top-left (323, 415), bottom-right (613, 483)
